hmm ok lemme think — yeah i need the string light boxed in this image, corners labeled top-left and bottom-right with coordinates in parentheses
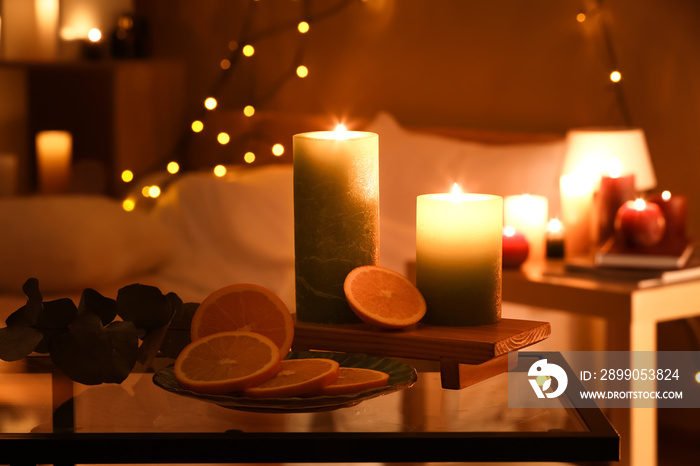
top-left (191, 120), bottom-right (204, 132)
top-left (141, 185), bottom-right (161, 198)
top-left (174, 0), bottom-right (355, 177)
top-left (217, 132), bottom-right (231, 145)
top-left (296, 65), bottom-right (309, 78)
top-left (167, 161), bottom-right (180, 174)
top-left (120, 1), bottom-right (359, 212)
top-left (213, 165), bottom-right (227, 177)
top-left (272, 143), bottom-right (284, 156)
top-left (122, 198), bottom-right (136, 212)
top-left (242, 44), bottom-right (255, 57)
top-left (578, 1), bottom-right (631, 125)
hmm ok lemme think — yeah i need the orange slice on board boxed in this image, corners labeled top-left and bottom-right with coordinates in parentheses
top-left (174, 331), bottom-right (281, 395)
top-left (242, 358), bottom-right (340, 398)
top-left (343, 265), bottom-right (426, 329)
top-left (310, 367), bottom-right (390, 396)
top-left (190, 283), bottom-right (294, 358)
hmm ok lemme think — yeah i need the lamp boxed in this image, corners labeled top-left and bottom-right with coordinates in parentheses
top-left (561, 127), bottom-right (656, 191)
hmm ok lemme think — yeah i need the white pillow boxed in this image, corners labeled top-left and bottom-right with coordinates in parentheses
top-left (366, 112), bottom-right (566, 272)
top-left (150, 165), bottom-right (296, 309)
top-left (0, 195), bottom-right (175, 294)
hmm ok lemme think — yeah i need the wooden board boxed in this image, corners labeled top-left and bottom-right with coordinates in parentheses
top-left (293, 318), bottom-right (550, 389)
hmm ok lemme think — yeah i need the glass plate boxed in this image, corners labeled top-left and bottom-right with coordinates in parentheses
top-left (153, 350), bottom-right (418, 413)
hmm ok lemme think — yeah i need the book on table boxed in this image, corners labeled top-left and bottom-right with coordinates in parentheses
top-left (594, 237), bottom-right (694, 269)
top-left (563, 238), bottom-right (700, 288)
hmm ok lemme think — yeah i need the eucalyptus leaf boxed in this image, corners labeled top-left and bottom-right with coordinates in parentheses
top-left (5, 278), bottom-right (44, 326)
top-left (33, 298), bottom-right (78, 354)
top-left (0, 325), bottom-right (44, 361)
top-left (2, 278), bottom-right (194, 384)
top-left (117, 284), bottom-right (177, 333)
top-left (78, 288), bottom-right (117, 325)
top-left (50, 312), bottom-right (139, 385)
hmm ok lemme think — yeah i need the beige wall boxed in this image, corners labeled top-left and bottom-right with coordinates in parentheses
top-left (140, 0), bottom-right (700, 236)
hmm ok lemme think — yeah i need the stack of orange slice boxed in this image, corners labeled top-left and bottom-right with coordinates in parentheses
top-left (173, 283), bottom-right (389, 397)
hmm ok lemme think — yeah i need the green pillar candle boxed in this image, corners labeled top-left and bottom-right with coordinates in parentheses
top-left (293, 130), bottom-right (379, 324)
top-left (416, 187), bottom-right (503, 326)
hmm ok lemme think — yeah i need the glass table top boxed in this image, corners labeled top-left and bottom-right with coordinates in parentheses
top-left (0, 356), bottom-right (618, 464)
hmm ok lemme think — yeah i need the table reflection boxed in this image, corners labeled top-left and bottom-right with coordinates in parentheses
top-left (1, 358), bottom-right (581, 436)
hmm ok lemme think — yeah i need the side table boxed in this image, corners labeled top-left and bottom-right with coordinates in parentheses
top-left (503, 260), bottom-right (700, 466)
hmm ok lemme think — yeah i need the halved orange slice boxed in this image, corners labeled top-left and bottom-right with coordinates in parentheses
top-left (174, 331), bottom-right (280, 394)
top-left (190, 283), bottom-right (294, 358)
top-left (344, 265), bottom-right (426, 329)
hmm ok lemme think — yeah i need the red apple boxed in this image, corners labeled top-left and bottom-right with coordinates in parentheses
top-left (614, 199), bottom-right (666, 248)
top-left (503, 226), bottom-right (529, 268)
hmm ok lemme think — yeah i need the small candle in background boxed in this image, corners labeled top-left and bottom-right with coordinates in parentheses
top-left (0, 153), bottom-right (19, 197)
top-left (502, 225), bottom-right (529, 269)
top-left (503, 194), bottom-right (548, 263)
top-left (36, 130), bottom-right (72, 194)
top-left (416, 184), bottom-right (502, 326)
top-left (615, 198), bottom-right (666, 248)
top-left (596, 158), bottom-right (636, 246)
top-left (647, 190), bottom-right (688, 242)
top-left (2, 0), bottom-right (59, 60)
top-left (82, 28), bottom-right (103, 60)
top-left (546, 218), bottom-right (565, 259)
top-left (560, 167), bottom-right (596, 258)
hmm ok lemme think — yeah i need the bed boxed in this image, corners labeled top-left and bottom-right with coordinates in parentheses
top-left (0, 112), bottom-right (567, 341)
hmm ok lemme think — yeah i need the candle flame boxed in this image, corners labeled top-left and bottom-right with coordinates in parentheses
top-left (662, 190), bottom-right (672, 201)
top-left (547, 218), bottom-right (562, 233)
top-left (503, 225), bottom-right (516, 237)
top-left (334, 123), bottom-right (348, 133)
top-left (449, 183), bottom-right (463, 203)
top-left (607, 158), bottom-right (622, 178)
top-left (634, 198), bottom-right (646, 211)
top-left (88, 28), bottom-right (102, 43)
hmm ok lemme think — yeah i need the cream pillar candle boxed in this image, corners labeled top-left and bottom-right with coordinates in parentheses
top-left (36, 130), bottom-right (72, 194)
top-left (560, 170), bottom-right (596, 258)
top-left (293, 129), bottom-right (379, 324)
top-left (504, 194), bottom-right (548, 263)
top-left (416, 186), bottom-right (502, 326)
top-left (0, 153), bottom-right (19, 196)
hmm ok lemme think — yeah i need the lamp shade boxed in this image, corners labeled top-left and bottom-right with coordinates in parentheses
top-left (561, 128), bottom-right (656, 191)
